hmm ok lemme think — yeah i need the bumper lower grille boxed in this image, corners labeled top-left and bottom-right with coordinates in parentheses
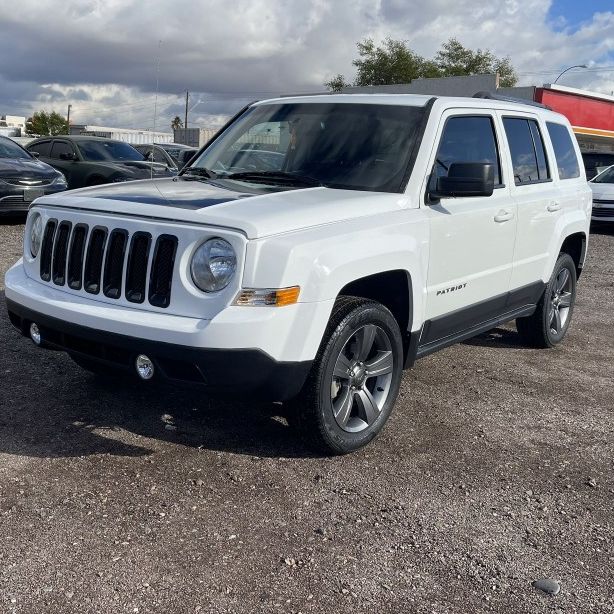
top-left (39, 219), bottom-right (177, 308)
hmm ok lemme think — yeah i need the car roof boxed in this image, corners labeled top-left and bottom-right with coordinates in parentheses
top-left (29, 135), bottom-right (132, 144)
top-left (253, 93), bottom-right (567, 121)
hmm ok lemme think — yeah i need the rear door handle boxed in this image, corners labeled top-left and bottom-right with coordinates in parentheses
top-left (547, 202), bottom-right (561, 212)
top-left (494, 210), bottom-right (514, 223)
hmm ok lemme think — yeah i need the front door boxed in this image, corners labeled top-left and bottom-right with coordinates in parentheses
top-left (422, 112), bottom-right (517, 345)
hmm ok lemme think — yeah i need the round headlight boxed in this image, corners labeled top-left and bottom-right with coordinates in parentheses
top-left (30, 213), bottom-right (43, 258)
top-left (190, 238), bottom-right (237, 292)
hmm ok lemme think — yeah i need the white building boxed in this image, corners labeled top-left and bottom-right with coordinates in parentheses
top-left (0, 115), bottom-right (26, 137)
top-left (69, 124), bottom-right (173, 144)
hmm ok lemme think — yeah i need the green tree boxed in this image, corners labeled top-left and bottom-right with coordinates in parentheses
top-left (171, 116), bottom-right (183, 130)
top-left (435, 38), bottom-right (517, 87)
top-left (25, 110), bottom-right (68, 136)
top-left (324, 74), bottom-right (350, 93)
top-left (325, 37), bottom-right (517, 90)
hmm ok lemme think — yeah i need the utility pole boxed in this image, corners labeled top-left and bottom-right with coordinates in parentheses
top-left (184, 91), bottom-right (189, 145)
top-left (66, 104), bottom-right (72, 134)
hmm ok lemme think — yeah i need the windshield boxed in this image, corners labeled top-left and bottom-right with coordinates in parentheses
top-left (189, 102), bottom-right (425, 192)
top-left (77, 140), bottom-right (145, 162)
top-left (593, 166), bottom-right (614, 184)
top-left (0, 138), bottom-right (31, 160)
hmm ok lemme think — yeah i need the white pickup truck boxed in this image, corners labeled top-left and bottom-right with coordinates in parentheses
top-left (5, 93), bottom-right (591, 454)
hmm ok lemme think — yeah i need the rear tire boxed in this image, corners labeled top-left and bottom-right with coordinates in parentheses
top-left (287, 297), bottom-right (404, 455)
top-left (516, 253), bottom-right (577, 348)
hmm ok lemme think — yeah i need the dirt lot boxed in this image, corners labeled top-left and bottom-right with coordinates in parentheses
top-left (0, 217), bottom-right (612, 614)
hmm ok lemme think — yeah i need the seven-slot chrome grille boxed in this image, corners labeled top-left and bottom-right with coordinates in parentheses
top-left (39, 219), bottom-right (178, 308)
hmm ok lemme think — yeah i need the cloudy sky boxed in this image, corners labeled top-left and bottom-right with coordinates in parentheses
top-left (1, 0), bottom-right (613, 132)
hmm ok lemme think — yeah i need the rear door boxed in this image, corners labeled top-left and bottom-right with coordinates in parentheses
top-left (49, 140), bottom-right (80, 187)
top-left (499, 113), bottom-right (560, 296)
top-left (422, 111), bottom-right (517, 345)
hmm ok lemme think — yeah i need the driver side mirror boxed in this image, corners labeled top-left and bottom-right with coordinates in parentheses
top-left (59, 152), bottom-right (77, 161)
top-left (30, 151), bottom-right (40, 158)
top-left (430, 162), bottom-right (495, 200)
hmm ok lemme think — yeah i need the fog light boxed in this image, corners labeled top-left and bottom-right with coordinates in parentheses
top-left (29, 323), bottom-right (41, 345)
top-left (135, 354), bottom-right (154, 380)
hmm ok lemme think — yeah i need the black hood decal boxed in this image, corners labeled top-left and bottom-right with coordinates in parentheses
top-left (70, 177), bottom-right (258, 210)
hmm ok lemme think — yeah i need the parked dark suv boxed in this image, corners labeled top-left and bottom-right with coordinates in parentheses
top-left (134, 143), bottom-right (198, 171)
top-left (26, 136), bottom-right (174, 190)
top-left (0, 136), bottom-right (67, 215)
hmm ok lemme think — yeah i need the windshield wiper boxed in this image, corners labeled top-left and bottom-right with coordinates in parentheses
top-left (181, 167), bottom-right (218, 179)
top-left (223, 171), bottom-right (324, 187)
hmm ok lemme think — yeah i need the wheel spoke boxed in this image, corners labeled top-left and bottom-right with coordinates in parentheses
top-left (354, 388), bottom-right (379, 425)
top-left (556, 268), bottom-right (570, 293)
top-left (553, 307), bottom-right (562, 333)
top-left (333, 386), bottom-right (353, 427)
top-left (365, 350), bottom-right (393, 377)
top-left (559, 292), bottom-right (572, 308)
top-left (333, 352), bottom-right (353, 380)
top-left (356, 325), bottom-right (377, 361)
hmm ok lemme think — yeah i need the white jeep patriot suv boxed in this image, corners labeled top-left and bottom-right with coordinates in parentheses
top-left (5, 93), bottom-right (591, 454)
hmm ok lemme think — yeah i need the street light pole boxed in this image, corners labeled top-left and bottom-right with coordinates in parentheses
top-left (66, 104), bottom-right (72, 134)
top-left (184, 90), bottom-right (189, 144)
top-left (553, 64), bottom-right (588, 84)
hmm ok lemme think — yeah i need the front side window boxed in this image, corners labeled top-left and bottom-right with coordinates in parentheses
top-left (434, 115), bottom-right (501, 186)
top-left (50, 141), bottom-right (76, 160)
top-left (547, 122), bottom-right (580, 179)
top-left (77, 140), bottom-right (145, 162)
top-left (503, 117), bottom-right (550, 184)
top-left (190, 102), bottom-right (426, 192)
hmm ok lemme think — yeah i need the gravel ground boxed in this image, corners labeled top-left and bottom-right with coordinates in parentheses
top-left (0, 216), bottom-right (613, 614)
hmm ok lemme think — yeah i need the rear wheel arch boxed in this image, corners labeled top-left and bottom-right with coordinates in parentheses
top-left (559, 232), bottom-right (587, 279)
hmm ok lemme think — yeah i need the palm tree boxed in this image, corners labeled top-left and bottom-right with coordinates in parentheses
top-left (171, 116), bottom-right (183, 130)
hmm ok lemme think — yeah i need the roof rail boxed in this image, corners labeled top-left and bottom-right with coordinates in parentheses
top-left (473, 91), bottom-right (552, 110)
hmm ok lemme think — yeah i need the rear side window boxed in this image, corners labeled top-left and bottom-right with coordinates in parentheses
top-left (28, 140), bottom-right (51, 157)
top-left (546, 122), bottom-right (580, 179)
top-left (435, 116), bottom-right (501, 186)
top-left (50, 141), bottom-right (75, 160)
top-left (502, 118), bottom-right (550, 184)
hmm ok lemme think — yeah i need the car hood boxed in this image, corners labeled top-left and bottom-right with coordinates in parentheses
top-left (33, 177), bottom-right (410, 239)
top-left (589, 182), bottom-right (614, 200)
top-left (0, 157), bottom-right (59, 180)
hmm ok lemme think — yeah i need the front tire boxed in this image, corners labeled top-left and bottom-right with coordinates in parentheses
top-left (288, 297), bottom-right (404, 455)
top-left (516, 253), bottom-right (577, 348)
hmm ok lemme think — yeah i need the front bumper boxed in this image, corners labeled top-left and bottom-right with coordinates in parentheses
top-left (7, 298), bottom-right (312, 401)
top-left (591, 200), bottom-right (614, 222)
top-left (0, 184), bottom-right (65, 214)
top-left (4, 260), bottom-right (332, 400)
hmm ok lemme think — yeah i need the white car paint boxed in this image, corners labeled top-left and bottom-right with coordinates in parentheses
top-left (589, 165), bottom-right (614, 222)
top-left (5, 94), bottom-right (591, 381)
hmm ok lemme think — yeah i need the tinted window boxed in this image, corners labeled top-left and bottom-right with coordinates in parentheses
top-left (50, 141), bottom-right (75, 160)
top-left (547, 122), bottom-right (580, 179)
top-left (192, 103), bottom-right (426, 193)
top-left (28, 140), bottom-right (51, 157)
top-left (503, 118), bottom-right (550, 184)
top-left (0, 137), bottom-right (31, 160)
top-left (137, 145), bottom-right (168, 164)
top-left (77, 140), bottom-right (144, 162)
top-left (434, 116), bottom-right (501, 186)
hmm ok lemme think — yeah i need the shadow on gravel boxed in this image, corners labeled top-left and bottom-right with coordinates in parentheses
top-left (0, 291), bottom-right (318, 460)
top-left (462, 326), bottom-right (525, 349)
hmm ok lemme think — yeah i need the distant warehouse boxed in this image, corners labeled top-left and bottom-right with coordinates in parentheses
top-left (69, 124), bottom-right (173, 145)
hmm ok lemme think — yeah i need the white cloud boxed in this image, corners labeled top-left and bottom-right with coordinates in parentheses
top-left (0, 0), bottom-right (612, 130)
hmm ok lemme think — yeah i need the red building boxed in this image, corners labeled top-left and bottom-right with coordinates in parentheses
top-left (534, 84), bottom-right (614, 155)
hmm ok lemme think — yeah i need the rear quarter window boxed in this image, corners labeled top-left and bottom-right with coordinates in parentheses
top-left (546, 122), bottom-right (581, 179)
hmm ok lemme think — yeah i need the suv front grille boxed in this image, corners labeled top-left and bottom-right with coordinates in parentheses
top-left (39, 219), bottom-right (177, 308)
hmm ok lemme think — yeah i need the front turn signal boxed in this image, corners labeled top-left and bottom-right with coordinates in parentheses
top-left (234, 286), bottom-right (300, 307)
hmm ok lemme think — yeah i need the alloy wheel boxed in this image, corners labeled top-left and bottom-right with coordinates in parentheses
top-left (548, 267), bottom-right (573, 335)
top-left (330, 324), bottom-right (394, 433)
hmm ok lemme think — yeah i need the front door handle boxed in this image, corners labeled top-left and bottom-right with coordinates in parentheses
top-left (494, 210), bottom-right (514, 223)
top-left (547, 202), bottom-right (561, 212)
